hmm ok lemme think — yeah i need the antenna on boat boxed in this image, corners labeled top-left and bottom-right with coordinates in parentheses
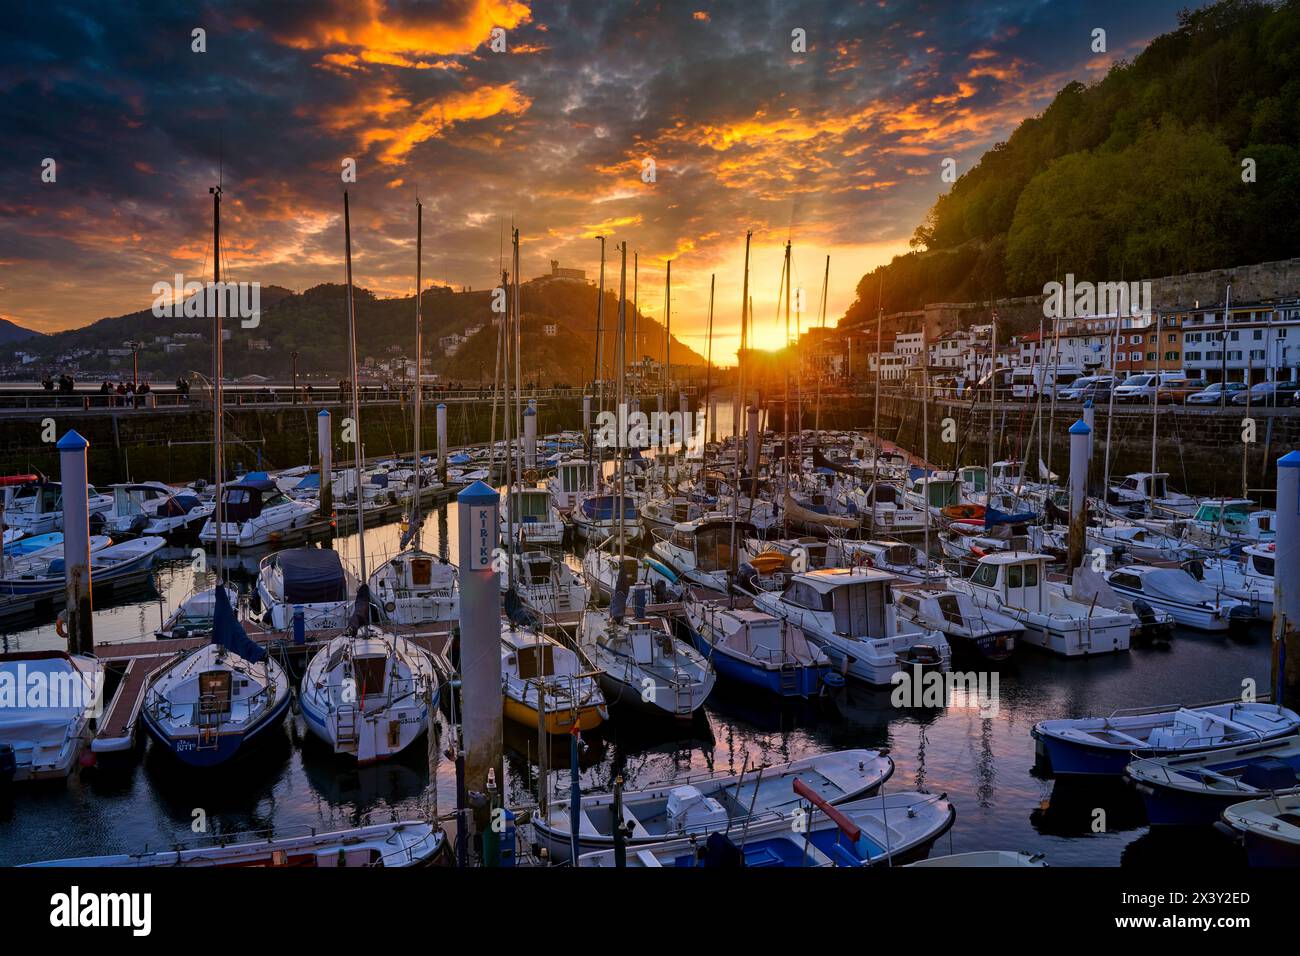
top-left (403, 197), bottom-right (424, 549)
top-left (342, 191), bottom-right (368, 583)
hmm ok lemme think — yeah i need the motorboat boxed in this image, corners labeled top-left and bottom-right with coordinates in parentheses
top-left (751, 568), bottom-right (951, 685)
top-left (499, 485), bottom-right (564, 546)
top-left (299, 589), bottom-right (439, 763)
top-left (955, 553), bottom-right (1131, 657)
top-left (256, 547), bottom-right (356, 631)
top-left (1, 480), bottom-right (113, 535)
top-left (142, 587), bottom-right (290, 766)
top-left (907, 850), bottom-right (1046, 867)
top-left (500, 622), bottom-right (606, 734)
top-left (1105, 472), bottom-right (1198, 518)
top-left (156, 584), bottom-right (241, 639)
top-left (570, 492), bottom-right (638, 542)
top-left (682, 591), bottom-right (833, 696)
top-left (141, 492), bottom-right (213, 538)
top-left (102, 482), bottom-right (176, 536)
top-left (1104, 564), bottom-right (1251, 633)
top-left (892, 583), bottom-right (1022, 663)
top-left (1220, 792), bottom-right (1300, 866)
top-left (1032, 701), bottom-right (1300, 776)
top-left (0, 536), bottom-right (165, 615)
top-left (1196, 543), bottom-right (1275, 620)
top-left (0, 650), bottom-right (103, 782)
top-left (829, 539), bottom-right (946, 584)
top-left (546, 459), bottom-right (599, 513)
top-left (652, 515), bottom-right (755, 592)
top-left (500, 548), bottom-right (590, 617)
top-left (1126, 734), bottom-right (1300, 826)
top-left (535, 749), bottom-right (894, 862)
top-left (367, 548), bottom-right (459, 625)
top-left (199, 479), bottom-right (316, 549)
top-left (578, 585), bottom-right (715, 718)
top-left (25, 821), bottom-right (452, 868)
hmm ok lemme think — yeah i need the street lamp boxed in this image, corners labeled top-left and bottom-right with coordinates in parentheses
top-left (291, 351), bottom-right (299, 404)
top-left (125, 340), bottom-right (143, 391)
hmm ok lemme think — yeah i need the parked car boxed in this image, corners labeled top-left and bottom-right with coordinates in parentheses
top-left (1113, 372), bottom-right (1189, 403)
top-left (1185, 382), bottom-right (1247, 405)
top-left (1058, 375), bottom-right (1111, 401)
top-left (1154, 379), bottom-right (1206, 404)
top-left (1230, 381), bottom-right (1300, 407)
top-left (1076, 378), bottom-right (1115, 403)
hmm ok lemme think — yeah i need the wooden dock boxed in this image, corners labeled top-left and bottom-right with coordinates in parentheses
top-left (90, 621), bottom-right (455, 755)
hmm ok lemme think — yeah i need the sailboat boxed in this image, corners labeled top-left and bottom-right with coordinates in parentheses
top-left (142, 586), bottom-right (290, 766)
top-left (298, 190), bottom-right (438, 763)
top-left (366, 198), bottom-right (460, 626)
top-left (576, 244), bottom-right (715, 720)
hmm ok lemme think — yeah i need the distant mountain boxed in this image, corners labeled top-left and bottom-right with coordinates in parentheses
top-left (22, 279), bottom-right (705, 384)
top-left (0, 317), bottom-right (43, 345)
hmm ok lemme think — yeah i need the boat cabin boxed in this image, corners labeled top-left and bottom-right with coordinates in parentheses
top-left (1192, 499), bottom-right (1273, 539)
top-left (509, 488), bottom-right (554, 523)
top-left (780, 568), bottom-right (898, 639)
top-left (958, 466), bottom-right (988, 494)
top-left (551, 460), bottom-right (598, 509)
top-left (857, 482), bottom-right (903, 507)
top-left (670, 518), bottom-right (757, 573)
top-left (222, 480), bottom-right (291, 522)
top-left (910, 476), bottom-right (961, 509)
top-left (1113, 472), bottom-right (1170, 500)
top-left (110, 482), bottom-right (170, 518)
top-left (968, 553), bottom-right (1051, 611)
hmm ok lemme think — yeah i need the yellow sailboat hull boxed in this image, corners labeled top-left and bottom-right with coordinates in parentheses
top-left (504, 698), bottom-right (606, 735)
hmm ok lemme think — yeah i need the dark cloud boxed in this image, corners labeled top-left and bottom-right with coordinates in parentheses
top-left (0, 0), bottom-right (1189, 353)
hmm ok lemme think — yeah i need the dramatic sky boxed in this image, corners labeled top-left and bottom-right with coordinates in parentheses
top-left (1, 0), bottom-right (1192, 361)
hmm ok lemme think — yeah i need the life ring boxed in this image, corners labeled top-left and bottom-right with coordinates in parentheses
top-left (524, 469), bottom-right (539, 483)
top-left (55, 612), bottom-right (67, 638)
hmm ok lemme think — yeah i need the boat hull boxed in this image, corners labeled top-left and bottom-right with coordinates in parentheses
top-left (142, 692), bottom-right (289, 768)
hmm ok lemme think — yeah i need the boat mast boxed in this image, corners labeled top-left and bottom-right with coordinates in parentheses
top-left (1101, 323), bottom-right (1118, 529)
top-left (410, 198), bottom-right (423, 539)
top-left (501, 265), bottom-right (515, 594)
top-left (867, 274), bottom-right (883, 539)
top-left (922, 323), bottom-right (931, 561)
top-left (986, 304), bottom-right (997, 488)
top-left (730, 232), bottom-right (751, 583)
top-left (210, 184), bottom-right (225, 582)
top-left (342, 191), bottom-right (367, 581)
top-left (814, 254), bottom-right (828, 437)
top-left (663, 260), bottom-right (672, 442)
top-left (617, 242), bottom-right (628, 563)
top-left (593, 236), bottom-right (606, 454)
top-left (512, 228), bottom-right (523, 532)
top-left (1149, 308), bottom-right (1163, 517)
top-left (782, 239), bottom-right (791, 538)
top-left (704, 274), bottom-right (715, 446)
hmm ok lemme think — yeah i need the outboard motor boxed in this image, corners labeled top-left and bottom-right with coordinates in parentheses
top-left (1130, 598), bottom-right (1168, 641)
top-left (1227, 604), bottom-right (1253, 637)
top-left (127, 513), bottom-right (149, 536)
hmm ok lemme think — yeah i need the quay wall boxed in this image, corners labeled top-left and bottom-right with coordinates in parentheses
top-left (790, 394), bottom-right (1298, 499)
top-left (0, 398), bottom-right (585, 485)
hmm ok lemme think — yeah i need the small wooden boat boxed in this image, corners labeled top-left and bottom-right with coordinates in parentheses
top-left (535, 749), bottom-right (892, 862)
top-left (24, 821), bottom-right (452, 868)
top-left (1126, 734), bottom-right (1300, 826)
top-left (576, 790), bottom-right (953, 868)
top-left (1033, 702), bottom-right (1300, 776)
top-left (1220, 792), bottom-right (1300, 866)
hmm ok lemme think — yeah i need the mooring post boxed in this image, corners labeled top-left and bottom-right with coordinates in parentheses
top-left (569, 729), bottom-right (582, 864)
top-left (582, 394), bottom-right (592, 441)
top-left (57, 430), bottom-right (93, 656)
top-left (746, 405), bottom-right (760, 477)
top-left (317, 409), bottom-right (332, 520)
top-left (1273, 450), bottom-right (1300, 708)
top-left (523, 404), bottom-right (537, 470)
top-left (708, 392), bottom-right (717, 445)
top-left (457, 480), bottom-right (503, 865)
top-left (436, 402), bottom-right (448, 482)
top-left (1067, 419), bottom-right (1090, 571)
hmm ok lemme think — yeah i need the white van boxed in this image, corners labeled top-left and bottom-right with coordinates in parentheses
top-left (1113, 372), bottom-right (1187, 403)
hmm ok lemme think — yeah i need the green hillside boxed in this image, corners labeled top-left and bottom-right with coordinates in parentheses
top-left (840, 0), bottom-right (1300, 327)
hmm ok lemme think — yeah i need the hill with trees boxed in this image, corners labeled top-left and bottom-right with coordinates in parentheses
top-left (839, 0), bottom-right (1300, 330)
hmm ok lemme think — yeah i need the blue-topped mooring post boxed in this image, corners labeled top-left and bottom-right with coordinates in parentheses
top-left (1273, 451), bottom-right (1300, 708)
top-left (457, 480), bottom-right (503, 863)
top-left (317, 410), bottom-right (332, 520)
top-left (57, 430), bottom-right (93, 655)
top-left (1083, 399), bottom-right (1095, 461)
top-left (1067, 419), bottom-right (1090, 572)
top-left (436, 402), bottom-right (448, 481)
top-left (523, 404), bottom-right (537, 470)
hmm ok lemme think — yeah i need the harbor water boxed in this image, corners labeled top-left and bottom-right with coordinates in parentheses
top-left (0, 502), bottom-right (1270, 867)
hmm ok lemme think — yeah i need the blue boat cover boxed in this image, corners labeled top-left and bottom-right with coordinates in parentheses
top-left (580, 495), bottom-right (637, 520)
top-left (295, 473), bottom-right (321, 490)
top-left (985, 506), bottom-right (1036, 527)
top-left (278, 548), bottom-right (348, 604)
top-left (212, 584), bottom-right (266, 664)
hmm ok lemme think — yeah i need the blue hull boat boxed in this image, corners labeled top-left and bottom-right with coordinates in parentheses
top-left (1033, 702), bottom-right (1300, 776)
top-left (1126, 735), bottom-right (1300, 826)
top-left (143, 690), bottom-right (290, 767)
top-left (682, 596), bottom-right (833, 698)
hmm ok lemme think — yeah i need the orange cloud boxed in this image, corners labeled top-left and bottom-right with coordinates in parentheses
top-left (359, 83), bottom-right (532, 165)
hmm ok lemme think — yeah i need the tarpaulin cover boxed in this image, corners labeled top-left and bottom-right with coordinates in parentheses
top-left (160, 494), bottom-right (200, 517)
top-left (580, 495), bottom-right (637, 520)
top-left (278, 547), bottom-right (348, 604)
top-left (984, 506), bottom-right (1036, 527)
top-left (212, 584), bottom-right (267, 664)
